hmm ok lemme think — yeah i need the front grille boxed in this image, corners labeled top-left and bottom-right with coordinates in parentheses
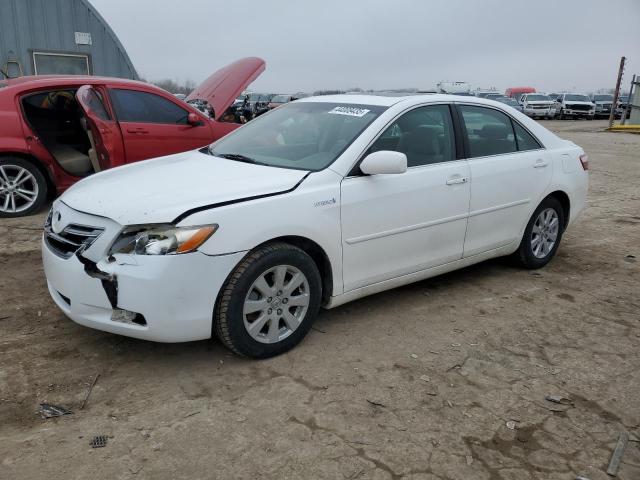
top-left (566, 104), bottom-right (591, 111)
top-left (44, 212), bottom-right (104, 259)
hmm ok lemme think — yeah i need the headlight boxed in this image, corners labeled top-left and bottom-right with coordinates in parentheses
top-left (109, 224), bottom-right (218, 256)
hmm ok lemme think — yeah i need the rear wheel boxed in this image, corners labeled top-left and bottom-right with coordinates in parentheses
top-left (0, 157), bottom-right (48, 218)
top-left (512, 197), bottom-right (565, 269)
top-left (214, 243), bottom-right (322, 358)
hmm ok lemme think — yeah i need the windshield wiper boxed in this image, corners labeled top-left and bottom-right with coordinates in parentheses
top-left (210, 150), bottom-right (261, 165)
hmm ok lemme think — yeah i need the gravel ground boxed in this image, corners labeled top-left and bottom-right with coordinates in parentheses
top-left (1, 120), bottom-right (639, 480)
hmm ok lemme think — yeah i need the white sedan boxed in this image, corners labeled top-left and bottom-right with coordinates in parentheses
top-left (42, 95), bottom-right (589, 358)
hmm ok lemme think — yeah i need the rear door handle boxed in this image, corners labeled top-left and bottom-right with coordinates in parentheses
top-left (126, 128), bottom-right (149, 134)
top-left (446, 175), bottom-right (468, 185)
top-left (534, 159), bottom-right (549, 168)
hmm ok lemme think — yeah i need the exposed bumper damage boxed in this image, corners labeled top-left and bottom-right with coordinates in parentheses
top-left (75, 250), bottom-right (118, 309)
top-left (43, 237), bottom-right (247, 342)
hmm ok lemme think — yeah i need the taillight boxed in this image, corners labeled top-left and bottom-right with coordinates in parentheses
top-left (579, 154), bottom-right (589, 171)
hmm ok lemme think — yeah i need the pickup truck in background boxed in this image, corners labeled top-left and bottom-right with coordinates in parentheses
top-left (552, 93), bottom-right (595, 120)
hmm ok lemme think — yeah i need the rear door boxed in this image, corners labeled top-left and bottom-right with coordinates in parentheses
top-left (108, 87), bottom-right (213, 162)
top-left (75, 85), bottom-right (125, 170)
top-left (457, 104), bottom-right (553, 257)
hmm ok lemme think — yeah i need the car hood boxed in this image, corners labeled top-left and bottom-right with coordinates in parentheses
top-left (564, 100), bottom-right (593, 105)
top-left (186, 57), bottom-right (265, 121)
top-left (60, 150), bottom-right (309, 226)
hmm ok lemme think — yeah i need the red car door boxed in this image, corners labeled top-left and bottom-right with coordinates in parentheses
top-left (75, 85), bottom-right (126, 170)
top-left (107, 87), bottom-right (213, 162)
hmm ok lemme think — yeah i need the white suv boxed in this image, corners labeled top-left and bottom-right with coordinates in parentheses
top-left (519, 93), bottom-right (556, 119)
top-left (553, 93), bottom-right (596, 120)
top-left (43, 95), bottom-right (589, 358)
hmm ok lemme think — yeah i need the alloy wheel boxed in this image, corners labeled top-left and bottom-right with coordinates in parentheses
top-left (531, 208), bottom-right (559, 259)
top-left (0, 164), bottom-right (39, 214)
top-left (243, 265), bottom-right (310, 344)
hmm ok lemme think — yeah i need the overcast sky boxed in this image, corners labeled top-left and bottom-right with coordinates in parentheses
top-left (91, 0), bottom-right (640, 94)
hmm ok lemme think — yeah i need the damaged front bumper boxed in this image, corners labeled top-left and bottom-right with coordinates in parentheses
top-left (42, 238), bottom-right (246, 342)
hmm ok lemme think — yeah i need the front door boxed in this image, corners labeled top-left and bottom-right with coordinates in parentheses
top-left (457, 104), bottom-right (553, 257)
top-left (340, 104), bottom-right (470, 292)
top-left (107, 87), bottom-right (213, 162)
top-left (75, 85), bottom-right (125, 170)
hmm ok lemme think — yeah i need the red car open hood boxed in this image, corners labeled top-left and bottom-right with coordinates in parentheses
top-left (186, 57), bottom-right (265, 121)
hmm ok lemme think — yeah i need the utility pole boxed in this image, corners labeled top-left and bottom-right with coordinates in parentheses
top-left (620, 74), bottom-right (636, 125)
top-left (609, 56), bottom-right (626, 127)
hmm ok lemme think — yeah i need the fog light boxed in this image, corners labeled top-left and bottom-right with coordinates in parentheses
top-left (111, 308), bottom-right (147, 326)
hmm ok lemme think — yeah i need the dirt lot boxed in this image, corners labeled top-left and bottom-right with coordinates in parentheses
top-left (1, 120), bottom-right (639, 480)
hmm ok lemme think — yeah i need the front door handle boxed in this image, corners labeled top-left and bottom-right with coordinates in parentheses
top-left (126, 128), bottom-right (149, 134)
top-left (446, 175), bottom-right (468, 185)
top-left (534, 159), bottom-right (549, 168)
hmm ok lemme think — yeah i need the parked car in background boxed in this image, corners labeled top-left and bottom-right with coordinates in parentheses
top-left (493, 96), bottom-right (524, 113)
top-left (519, 93), bottom-right (555, 119)
top-left (173, 93), bottom-right (187, 101)
top-left (254, 94), bottom-right (275, 117)
top-left (590, 94), bottom-right (615, 118)
top-left (553, 93), bottom-right (595, 120)
top-left (475, 90), bottom-right (502, 99)
top-left (0, 57), bottom-right (265, 217)
top-left (267, 94), bottom-right (297, 110)
top-left (505, 86), bottom-right (536, 100)
top-left (42, 94), bottom-right (588, 358)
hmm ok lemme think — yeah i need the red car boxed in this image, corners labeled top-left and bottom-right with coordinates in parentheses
top-left (0, 57), bottom-right (265, 217)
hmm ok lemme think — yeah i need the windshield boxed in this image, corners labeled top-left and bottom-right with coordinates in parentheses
top-left (593, 95), bottom-right (613, 101)
top-left (526, 94), bottom-right (551, 101)
top-left (271, 95), bottom-right (291, 103)
top-left (210, 102), bottom-right (386, 171)
top-left (565, 94), bottom-right (590, 102)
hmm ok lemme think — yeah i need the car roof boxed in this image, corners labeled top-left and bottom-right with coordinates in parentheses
top-left (296, 93), bottom-right (510, 107)
top-left (5, 75), bottom-right (148, 89)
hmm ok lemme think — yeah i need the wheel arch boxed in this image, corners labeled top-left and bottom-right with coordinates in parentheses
top-left (257, 236), bottom-right (334, 306)
top-left (546, 190), bottom-right (570, 229)
top-left (0, 152), bottom-right (56, 199)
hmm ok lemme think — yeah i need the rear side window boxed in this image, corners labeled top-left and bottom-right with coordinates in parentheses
top-left (459, 105), bottom-right (517, 158)
top-left (110, 89), bottom-right (189, 124)
top-left (368, 104), bottom-right (456, 167)
top-left (513, 122), bottom-right (541, 151)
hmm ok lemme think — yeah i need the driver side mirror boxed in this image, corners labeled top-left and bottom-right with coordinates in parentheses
top-left (360, 150), bottom-right (407, 175)
top-left (187, 112), bottom-right (204, 126)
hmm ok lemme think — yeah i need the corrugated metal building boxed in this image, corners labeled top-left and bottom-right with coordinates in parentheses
top-left (0, 0), bottom-right (137, 79)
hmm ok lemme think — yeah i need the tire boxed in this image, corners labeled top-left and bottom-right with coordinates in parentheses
top-left (0, 157), bottom-right (48, 218)
top-left (512, 196), bottom-right (565, 269)
top-left (214, 242), bottom-right (322, 358)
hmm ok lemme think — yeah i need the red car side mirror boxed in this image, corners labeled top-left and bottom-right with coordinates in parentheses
top-left (187, 113), bottom-right (204, 126)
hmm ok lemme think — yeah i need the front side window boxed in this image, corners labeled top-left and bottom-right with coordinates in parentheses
top-left (460, 105), bottom-right (517, 158)
top-left (110, 89), bottom-right (189, 124)
top-left (210, 102), bottom-right (385, 171)
top-left (83, 89), bottom-right (111, 120)
top-left (368, 104), bottom-right (456, 167)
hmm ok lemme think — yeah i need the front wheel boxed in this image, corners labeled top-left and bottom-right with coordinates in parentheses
top-left (512, 197), bottom-right (565, 269)
top-left (214, 243), bottom-right (322, 358)
top-left (0, 157), bottom-right (48, 218)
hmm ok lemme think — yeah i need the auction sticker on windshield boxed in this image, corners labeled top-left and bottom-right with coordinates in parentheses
top-left (328, 106), bottom-right (371, 117)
